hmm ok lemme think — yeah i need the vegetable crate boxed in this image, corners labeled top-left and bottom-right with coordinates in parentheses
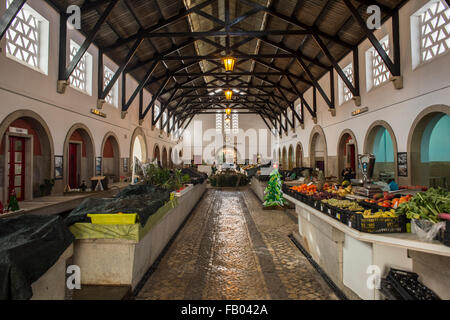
top-left (320, 203), bottom-right (349, 224)
top-left (346, 210), bottom-right (407, 233)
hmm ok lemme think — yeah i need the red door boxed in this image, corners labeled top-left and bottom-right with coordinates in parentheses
top-left (69, 143), bottom-right (78, 189)
top-left (8, 137), bottom-right (26, 201)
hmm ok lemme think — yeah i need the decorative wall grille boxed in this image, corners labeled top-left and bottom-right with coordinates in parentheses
top-left (5, 3), bottom-right (39, 69)
top-left (104, 66), bottom-right (117, 106)
top-left (232, 112), bottom-right (239, 134)
top-left (69, 41), bottom-right (87, 92)
top-left (341, 63), bottom-right (354, 103)
top-left (216, 112), bottom-right (222, 133)
top-left (371, 38), bottom-right (391, 87)
top-left (420, 0), bottom-right (450, 62)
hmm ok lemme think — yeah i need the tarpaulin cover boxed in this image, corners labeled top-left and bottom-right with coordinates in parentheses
top-left (246, 162), bottom-right (272, 178)
top-left (69, 197), bottom-right (178, 241)
top-left (0, 215), bottom-right (74, 300)
top-left (64, 184), bottom-right (171, 227)
top-left (181, 168), bottom-right (206, 184)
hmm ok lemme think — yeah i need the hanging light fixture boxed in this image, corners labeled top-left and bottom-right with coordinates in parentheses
top-left (225, 107), bottom-right (232, 116)
top-left (224, 89), bottom-right (233, 100)
top-left (225, 115), bottom-right (231, 124)
top-left (222, 56), bottom-right (236, 72)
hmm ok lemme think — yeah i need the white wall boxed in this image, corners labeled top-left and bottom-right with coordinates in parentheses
top-left (183, 113), bottom-right (273, 164)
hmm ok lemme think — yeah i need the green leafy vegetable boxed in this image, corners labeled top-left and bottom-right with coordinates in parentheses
top-left (396, 187), bottom-right (450, 223)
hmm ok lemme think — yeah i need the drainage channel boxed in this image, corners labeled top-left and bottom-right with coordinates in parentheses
top-left (288, 234), bottom-right (348, 300)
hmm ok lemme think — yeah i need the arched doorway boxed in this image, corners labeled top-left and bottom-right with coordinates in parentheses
top-left (101, 133), bottom-right (120, 183)
top-left (282, 147), bottom-right (287, 170)
top-left (337, 129), bottom-right (358, 182)
top-left (408, 106), bottom-right (450, 187)
top-left (130, 127), bottom-right (148, 163)
top-left (63, 124), bottom-right (95, 189)
top-left (162, 147), bottom-right (168, 168)
top-left (288, 145), bottom-right (294, 170)
top-left (295, 143), bottom-right (303, 168)
top-left (364, 121), bottom-right (398, 182)
top-left (153, 145), bottom-right (161, 165)
top-left (309, 126), bottom-right (328, 174)
top-left (0, 110), bottom-right (54, 202)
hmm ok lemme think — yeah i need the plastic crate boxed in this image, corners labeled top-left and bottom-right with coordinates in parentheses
top-left (379, 279), bottom-right (403, 300)
top-left (87, 213), bottom-right (137, 225)
top-left (346, 211), bottom-right (406, 233)
top-left (387, 268), bottom-right (440, 300)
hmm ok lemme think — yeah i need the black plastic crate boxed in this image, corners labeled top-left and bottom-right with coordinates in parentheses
top-left (318, 200), bottom-right (327, 213)
top-left (379, 279), bottom-right (403, 300)
top-left (322, 203), bottom-right (334, 218)
top-left (303, 194), bottom-right (314, 207)
top-left (347, 211), bottom-right (407, 233)
top-left (311, 197), bottom-right (322, 211)
top-left (387, 268), bottom-right (440, 300)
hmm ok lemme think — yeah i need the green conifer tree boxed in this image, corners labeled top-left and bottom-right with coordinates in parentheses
top-left (263, 169), bottom-right (286, 207)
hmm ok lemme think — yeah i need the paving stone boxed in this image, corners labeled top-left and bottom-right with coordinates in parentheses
top-left (135, 188), bottom-right (337, 300)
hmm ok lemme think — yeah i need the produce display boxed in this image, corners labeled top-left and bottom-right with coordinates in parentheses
top-left (321, 199), bottom-right (364, 212)
top-left (356, 209), bottom-right (397, 219)
top-left (396, 188), bottom-right (450, 223)
top-left (284, 181), bottom-right (411, 234)
top-left (364, 192), bottom-right (413, 209)
top-left (290, 183), bottom-right (353, 198)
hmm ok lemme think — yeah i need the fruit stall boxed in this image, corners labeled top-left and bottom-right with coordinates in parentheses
top-left (283, 182), bottom-right (450, 300)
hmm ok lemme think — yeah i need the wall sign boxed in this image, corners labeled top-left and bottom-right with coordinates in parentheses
top-left (9, 127), bottom-right (28, 135)
top-left (54, 155), bottom-right (63, 180)
top-left (91, 108), bottom-right (107, 118)
top-left (397, 152), bottom-right (408, 177)
top-left (351, 107), bottom-right (369, 117)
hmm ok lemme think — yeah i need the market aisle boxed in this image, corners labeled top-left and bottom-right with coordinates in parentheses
top-left (135, 188), bottom-right (337, 300)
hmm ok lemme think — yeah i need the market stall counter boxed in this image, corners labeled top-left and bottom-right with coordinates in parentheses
top-left (284, 193), bottom-right (450, 300)
top-left (250, 176), bottom-right (269, 202)
top-left (67, 181), bottom-right (207, 290)
top-left (0, 215), bottom-right (74, 300)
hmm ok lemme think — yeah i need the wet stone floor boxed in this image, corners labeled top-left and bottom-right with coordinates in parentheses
top-left (135, 188), bottom-right (337, 300)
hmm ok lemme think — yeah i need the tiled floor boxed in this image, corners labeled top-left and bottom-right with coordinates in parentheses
top-left (135, 187), bottom-right (337, 300)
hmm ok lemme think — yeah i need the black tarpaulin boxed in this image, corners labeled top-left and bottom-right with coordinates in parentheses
top-left (64, 184), bottom-right (171, 227)
top-left (0, 214), bottom-right (74, 300)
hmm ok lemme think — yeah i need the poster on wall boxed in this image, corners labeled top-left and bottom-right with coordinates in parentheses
top-left (96, 157), bottom-right (102, 176)
top-left (397, 152), bottom-right (408, 177)
top-left (54, 156), bottom-right (63, 180)
top-left (123, 158), bottom-right (129, 173)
